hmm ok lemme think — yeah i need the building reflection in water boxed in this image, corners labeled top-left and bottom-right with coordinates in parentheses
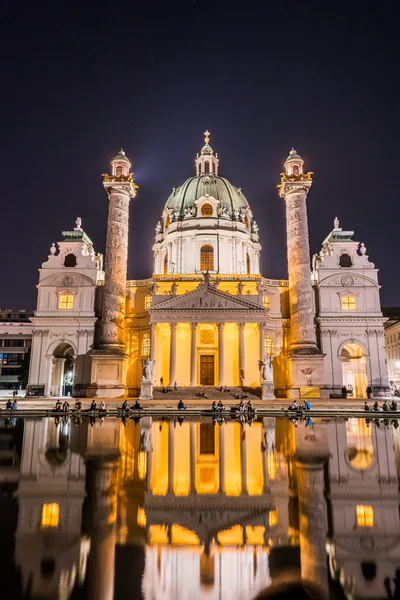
top-left (7, 415), bottom-right (400, 599)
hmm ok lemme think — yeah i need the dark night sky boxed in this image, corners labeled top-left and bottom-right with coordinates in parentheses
top-left (1, 0), bottom-right (399, 309)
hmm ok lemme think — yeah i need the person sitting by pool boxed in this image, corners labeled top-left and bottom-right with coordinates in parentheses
top-left (235, 392), bottom-right (241, 400)
top-left (133, 400), bottom-right (142, 410)
top-left (211, 401), bottom-right (217, 412)
top-left (303, 400), bottom-right (312, 411)
top-left (217, 400), bottom-right (224, 411)
top-left (238, 399), bottom-right (245, 412)
top-left (178, 399), bottom-right (187, 410)
top-left (223, 385), bottom-right (231, 392)
top-left (391, 399), bottom-right (398, 411)
top-left (54, 400), bottom-right (62, 411)
top-left (121, 400), bottom-right (128, 411)
top-left (62, 400), bottom-right (70, 412)
top-left (11, 399), bottom-right (18, 410)
top-left (289, 400), bottom-right (299, 411)
top-left (99, 400), bottom-right (106, 412)
top-left (6, 399), bottom-right (13, 409)
top-left (201, 390), bottom-right (208, 399)
top-left (383, 400), bottom-right (390, 411)
top-left (364, 401), bottom-right (370, 411)
top-left (373, 401), bottom-right (382, 411)
top-left (90, 400), bottom-right (97, 411)
top-left (247, 400), bottom-right (254, 412)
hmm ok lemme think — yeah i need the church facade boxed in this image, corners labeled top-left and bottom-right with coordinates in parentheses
top-left (27, 135), bottom-right (389, 399)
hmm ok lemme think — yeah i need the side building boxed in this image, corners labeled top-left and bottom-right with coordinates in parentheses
top-left (0, 310), bottom-right (33, 396)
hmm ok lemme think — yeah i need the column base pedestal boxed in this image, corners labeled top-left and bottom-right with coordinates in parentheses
top-left (139, 381), bottom-right (153, 400)
top-left (285, 353), bottom-right (325, 399)
top-left (262, 381), bottom-right (275, 400)
top-left (87, 352), bottom-right (127, 398)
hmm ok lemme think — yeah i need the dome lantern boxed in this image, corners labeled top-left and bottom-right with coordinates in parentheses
top-left (195, 130), bottom-right (219, 176)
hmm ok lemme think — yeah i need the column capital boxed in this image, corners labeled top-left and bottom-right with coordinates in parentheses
top-left (217, 322), bottom-right (225, 331)
top-left (169, 322), bottom-right (177, 330)
top-left (191, 322), bottom-right (198, 329)
top-left (237, 322), bottom-right (245, 331)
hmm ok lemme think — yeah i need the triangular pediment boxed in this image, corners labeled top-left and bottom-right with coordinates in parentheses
top-left (149, 284), bottom-right (267, 312)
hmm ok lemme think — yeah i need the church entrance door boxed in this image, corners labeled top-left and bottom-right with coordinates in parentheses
top-left (200, 355), bottom-right (215, 385)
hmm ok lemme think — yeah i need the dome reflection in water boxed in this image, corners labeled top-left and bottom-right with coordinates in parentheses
top-left (3, 415), bottom-right (400, 599)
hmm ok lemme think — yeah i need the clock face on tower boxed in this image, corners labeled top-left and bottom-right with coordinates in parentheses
top-left (341, 275), bottom-right (355, 287)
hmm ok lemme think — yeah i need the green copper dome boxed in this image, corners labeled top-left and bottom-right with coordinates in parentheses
top-left (165, 174), bottom-right (250, 218)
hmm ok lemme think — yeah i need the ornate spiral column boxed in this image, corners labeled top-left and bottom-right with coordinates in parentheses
top-left (278, 150), bottom-right (318, 355)
top-left (100, 151), bottom-right (137, 350)
top-left (89, 150), bottom-right (137, 397)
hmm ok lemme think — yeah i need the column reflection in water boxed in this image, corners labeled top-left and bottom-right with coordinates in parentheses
top-left (11, 415), bottom-right (400, 599)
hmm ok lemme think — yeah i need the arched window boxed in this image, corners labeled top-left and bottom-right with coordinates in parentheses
top-left (339, 253), bottom-right (352, 267)
top-left (200, 244), bottom-right (214, 271)
top-left (201, 203), bottom-right (213, 217)
top-left (163, 253), bottom-right (168, 274)
top-left (244, 215), bottom-right (249, 228)
top-left (41, 503), bottom-right (59, 528)
top-left (165, 215), bottom-right (171, 228)
top-left (212, 162), bottom-right (216, 174)
top-left (204, 161), bottom-right (210, 174)
top-left (144, 294), bottom-right (151, 309)
top-left (246, 253), bottom-right (251, 274)
top-left (64, 253), bottom-right (77, 268)
top-left (265, 334), bottom-right (273, 356)
top-left (292, 164), bottom-right (299, 175)
top-left (116, 166), bottom-right (122, 176)
top-left (142, 333), bottom-right (150, 358)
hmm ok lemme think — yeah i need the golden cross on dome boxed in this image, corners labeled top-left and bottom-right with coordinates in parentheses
top-left (204, 130), bottom-right (210, 144)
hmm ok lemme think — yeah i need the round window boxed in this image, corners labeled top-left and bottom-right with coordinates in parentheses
top-left (201, 203), bottom-right (213, 217)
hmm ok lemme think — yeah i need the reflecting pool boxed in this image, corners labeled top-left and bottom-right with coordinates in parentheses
top-left (1, 415), bottom-right (400, 599)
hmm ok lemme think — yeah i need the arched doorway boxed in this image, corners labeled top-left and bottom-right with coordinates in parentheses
top-left (50, 343), bottom-right (75, 397)
top-left (341, 343), bottom-right (368, 398)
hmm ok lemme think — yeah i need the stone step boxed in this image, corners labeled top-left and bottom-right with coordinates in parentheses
top-left (152, 386), bottom-right (261, 400)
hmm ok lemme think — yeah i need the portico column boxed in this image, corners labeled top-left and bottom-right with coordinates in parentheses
top-left (190, 322), bottom-right (198, 386)
top-left (219, 423), bottom-right (225, 493)
top-left (190, 422), bottom-right (196, 493)
top-left (241, 428), bottom-right (247, 494)
top-left (238, 323), bottom-right (245, 383)
top-left (168, 421), bottom-right (174, 494)
top-left (150, 323), bottom-right (156, 363)
top-left (218, 323), bottom-right (225, 386)
top-left (169, 323), bottom-right (177, 386)
top-left (259, 323), bottom-right (266, 360)
top-left (146, 448), bottom-right (153, 493)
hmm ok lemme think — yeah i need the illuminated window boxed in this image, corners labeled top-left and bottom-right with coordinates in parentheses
top-left (339, 253), bottom-right (352, 267)
top-left (137, 506), bottom-right (146, 527)
top-left (356, 505), bottom-right (374, 527)
top-left (246, 253), bottom-right (251, 274)
top-left (292, 164), bottom-right (299, 175)
top-left (142, 333), bottom-right (150, 358)
top-left (58, 294), bottom-right (74, 310)
top-left (265, 335), bottom-right (273, 357)
top-left (163, 253), bottom-right (168, 274)
top-left (165, 215), bottom-right (171, 228)
top-left (269, 508), bottom-right (278, 527)
top-left (144, 294), bottom-right (152, 309)
top-left (267, 452), bottom-right (277, 480)
top-left (342, 295), bottom-right (357, 310)
top-left (41, 503), bottom-right (59, 528)
top-left (200, 244), bottom-right (214, 271)
top-left (201, 203), bottom-right (213, 217)
top-left (263, 296), bottom-right (271, 309)
top-left (116, 165), bottom-right (122, 176)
